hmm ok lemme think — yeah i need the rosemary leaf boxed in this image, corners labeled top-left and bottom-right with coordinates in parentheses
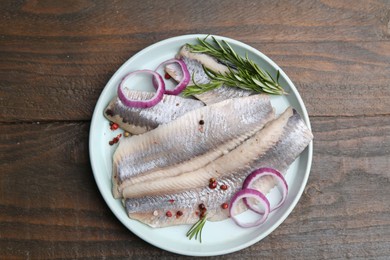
top-left (186, 215), bottom-right (207, 243)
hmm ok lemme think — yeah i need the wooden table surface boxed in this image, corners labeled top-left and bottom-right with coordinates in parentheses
top-left (1, 0), bottom-right (390, 259)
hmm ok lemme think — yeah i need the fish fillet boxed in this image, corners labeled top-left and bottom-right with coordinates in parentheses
top-left (165, 45), bottom-right (253, 104)
top-left (123, 107), bottom-right (309, 198)
top-left (104, 90), bottom-right (204, 134)
top-left (112, 94), bottom-right (274, 198)
top-left (123, 107), bottom-right (313, 227)
top-left (119, 125), bottom-right (261, 188)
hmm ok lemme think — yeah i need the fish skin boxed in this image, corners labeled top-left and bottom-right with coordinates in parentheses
top-left (123, 107), bottom-right (313, 227)
top-left (125, 173), bottom-right (275, 227)
top-left (165, 45), bottom-right (253, 105)
top-left (195, 86), bottom-right (253, 105)
top-left (104, 90), bottom-right (204, 134)
top-left (112, 94), bottom-right (274, 198)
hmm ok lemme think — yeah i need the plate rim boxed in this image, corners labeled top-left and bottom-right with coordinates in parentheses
top-left (89, 34), bottom-right (313, 256)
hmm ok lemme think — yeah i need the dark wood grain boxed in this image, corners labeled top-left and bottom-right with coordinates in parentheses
top-left (1, 0), bottom-right (390, 259)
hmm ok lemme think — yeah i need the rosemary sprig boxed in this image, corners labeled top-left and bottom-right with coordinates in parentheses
top-left (186, 71), bottom-right (224, 96)
top-left (186, 215), bottom-right (207, 243)
top-left (182, 36), bottom-right (286, 97)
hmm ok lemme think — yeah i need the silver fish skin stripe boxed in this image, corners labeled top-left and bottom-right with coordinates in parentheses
top-left (165, 45), bottom-right (253, 105)
top-left (112, 94), bottom-right (274, 198)
top-left (124, 107), bottom-right (313, 227)
top-left (104, 90), bottom-right (204, 134)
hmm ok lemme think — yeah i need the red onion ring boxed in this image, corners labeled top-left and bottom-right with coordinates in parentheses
top-left (154, 58), bottom-right (190, 95)
top-left (242, 167), bottom-right (288, 213)
top-left (117, 69), bottom-right (165, 108)
top-left (229, 188), bottom-right (270, 228)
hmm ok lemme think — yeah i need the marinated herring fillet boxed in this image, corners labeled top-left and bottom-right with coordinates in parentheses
top-left (104, 90), bottom-right (204, 134)
top-left (123, 107), bottom-right (310, 198)
top-left (124, 107), bottom-right (313, 227)
top-left (112, 95), bottom-right (274, 198)
top-left (165, 45), bottom-right (253, 104)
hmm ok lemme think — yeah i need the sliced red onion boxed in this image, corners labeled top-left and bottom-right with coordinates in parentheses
top-left (154, 58), bottom-right (190, 95)
top-left (242, 167), bottom-right (288, 213)
top-left (229, 188), bottom-right (270, 228)
top-left (117, 69), bottom-right (165, 108)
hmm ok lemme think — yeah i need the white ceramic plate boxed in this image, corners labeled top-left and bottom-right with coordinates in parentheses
top-left (89, 34), bottom-right (313, 257)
